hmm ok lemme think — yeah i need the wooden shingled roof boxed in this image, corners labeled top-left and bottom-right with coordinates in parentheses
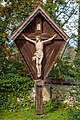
top-left (10, 6), bottom-right (68, 41)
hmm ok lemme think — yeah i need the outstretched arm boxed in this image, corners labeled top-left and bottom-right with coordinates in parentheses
top-left (42, 34), bottom-right (57, 43)
top-left (21, 33), bottom-right (36, 44)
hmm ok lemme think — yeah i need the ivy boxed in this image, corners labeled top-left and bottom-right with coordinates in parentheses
top-left (0, 73), bottom-right (34, 109)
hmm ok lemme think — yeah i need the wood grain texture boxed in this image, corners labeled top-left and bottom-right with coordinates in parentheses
top-left (15, 39), bottom-right (37, 79)
top-left (35, 85), bottom-right (43, 115)
top-left (12, 6), bottom-right (67, 80)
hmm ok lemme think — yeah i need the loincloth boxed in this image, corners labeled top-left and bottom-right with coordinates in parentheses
top-left (33, 51), bottom-right (43, 59)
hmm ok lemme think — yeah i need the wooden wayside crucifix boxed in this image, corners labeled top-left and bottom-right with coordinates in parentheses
top-left (21, 27), bottom-right (57, 78)
top-left (10, 6), bottom-right (68, 115)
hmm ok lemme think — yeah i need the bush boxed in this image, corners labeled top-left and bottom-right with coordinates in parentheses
top-left (68, 109), bottom-right (80, 120)
top-left (48, 59), bottom-right (76, 80)
top-left (0, 73), bottom-right (34, 110)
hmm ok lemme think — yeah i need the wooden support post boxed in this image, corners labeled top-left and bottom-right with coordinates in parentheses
top-left (35, 80), bottom-right (44, 115)
top-left (35, 85), bottom-right (43, 115)
top-left (50, 86), bottom-right (53, 100)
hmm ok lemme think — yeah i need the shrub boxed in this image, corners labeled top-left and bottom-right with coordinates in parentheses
top-left (68, 109), bottom-right (80, 120)
top-left (0, 73), bottom-right (34, 110)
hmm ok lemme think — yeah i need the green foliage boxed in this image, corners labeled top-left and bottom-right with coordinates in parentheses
top-left (43, 2), bottom-right (59, 24)
top-left (0, 101), bottom-right (69, 120)
top-left (70, 4), bottom-right (80, 114)
top-left (49, 59), bottom-right (76, 80)
top-left (0, 0), bottom-right (35, 110)
top-left (0, 0), bottom-right (33, 34)
top-left (44, 100), bottom-right (67, 113)
top-left (43, 0), bottom-right (67, 26)
top-left (0, 73), bottom-right (34, 109)
top-left (0, 33), bottom-right (6, 45)
top-left (68, 109), bottom-right (80, 120)
top-left (66, 3), bottom-right (80, 119)
top-left (0, 41), bottom-right (28, 77)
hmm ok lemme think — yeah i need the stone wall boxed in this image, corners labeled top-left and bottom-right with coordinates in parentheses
top-left (30, 84), bottom-right (76, 106)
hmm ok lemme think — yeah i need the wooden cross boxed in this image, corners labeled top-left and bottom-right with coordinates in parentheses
top-left (11, 6), bottom-right (68, 115)
top-left (20, 16), bottom-right (61, 40)
top-left (17, 15), bottom-right (62, 80)
top-left (19, 16), bottom-right (59, 115)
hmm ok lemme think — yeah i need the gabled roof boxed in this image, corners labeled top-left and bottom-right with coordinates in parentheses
top-left (10, 6), bottom-right (68, 41)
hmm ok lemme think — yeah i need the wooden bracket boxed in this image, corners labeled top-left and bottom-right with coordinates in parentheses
top-left (35, 79), bottom-right (44, 86)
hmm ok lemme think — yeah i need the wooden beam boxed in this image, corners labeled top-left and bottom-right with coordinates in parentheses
top-left (44, 78), bottom-right (76, 86)
top-left (17, 33), bottom-right (61, 40)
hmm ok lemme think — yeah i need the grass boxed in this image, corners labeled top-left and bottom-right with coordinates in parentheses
top-left (0, 105), bottom-right (69, 120)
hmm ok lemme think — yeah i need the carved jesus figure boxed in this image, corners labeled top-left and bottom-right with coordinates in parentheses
top-left (22, 33), bottom-right (57, 78)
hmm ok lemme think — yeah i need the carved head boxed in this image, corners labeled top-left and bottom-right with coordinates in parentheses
top-left (35, 36), bottom-right (41, 42)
